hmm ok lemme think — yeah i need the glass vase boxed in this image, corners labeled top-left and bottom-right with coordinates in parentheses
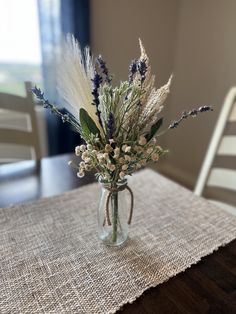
top-left (98, 178), bottom-right (133, 246)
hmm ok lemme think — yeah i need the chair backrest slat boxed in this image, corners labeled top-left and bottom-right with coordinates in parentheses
top-left (207, 168), bottom-right (236, 191)
top-left (194, 88), bottom-right (236, 212)
top-left (0, 128), bottom-right (35, 146)
top-left (217, 136), bottom-right (236, 156)
top-left (0, 94), bottom-right (30, 113)
top-left (0, 82), bottom-right (41, 162)
top-left (194, 88), bottom-right (236, 196)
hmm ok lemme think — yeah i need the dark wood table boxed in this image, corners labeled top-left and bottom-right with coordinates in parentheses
top-left (0, 154), bottom-right (236, 314)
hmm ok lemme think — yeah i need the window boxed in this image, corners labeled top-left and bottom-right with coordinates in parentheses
top-left (0, 0), bottom-right (42, 96)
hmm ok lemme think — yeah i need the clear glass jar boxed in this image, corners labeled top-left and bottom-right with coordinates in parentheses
top-left (98, 178), bottom-right (132, 246)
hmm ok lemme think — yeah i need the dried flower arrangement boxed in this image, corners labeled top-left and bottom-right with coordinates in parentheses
top-left (32, 35), bottom-right (212, 183)
top-left (32, 35), bottom-right (212, 245)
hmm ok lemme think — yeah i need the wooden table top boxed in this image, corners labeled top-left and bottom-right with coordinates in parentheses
top-left (0, 154), bottom-right (235, 314)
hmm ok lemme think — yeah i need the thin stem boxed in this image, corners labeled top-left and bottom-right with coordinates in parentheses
top-left (112, 192), bottom-right (118, 243)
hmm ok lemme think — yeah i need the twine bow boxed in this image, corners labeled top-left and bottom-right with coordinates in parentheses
top-left (103, 185), bottom-right (134, 226)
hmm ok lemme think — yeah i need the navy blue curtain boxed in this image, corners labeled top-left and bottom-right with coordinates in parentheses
top-left (58, 0), bottom-right (90, 154)
top-left (61, 0), bottom-right (90, 47)
top-left (38, 0), bottom-right (90, 155)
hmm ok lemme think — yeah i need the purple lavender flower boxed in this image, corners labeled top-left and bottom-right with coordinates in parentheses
top-left (199, 106), bottom-right (212, 112)
top-left (31, 86), bottom-right (80, 130)
top-left (31, 86), bottom-right (44, 99)
top-left (107, 112), bottom-right (114, 139)
top-left (137, 58), bottom-right (147, 83)
top-left (91, 72), bottom-right (103, 126)
top-left (169, 106), bottom-right (213, 129)
top-left (128, 58), bottom-right (148, 84)
top-left (169, 121), bottom-right (179, 129)
top-left (128, 59), bottom-right (137, 83)
top-left (31, 86), bottom-right (52, 109)
top-left (97, 55), bottom-right (112, 83)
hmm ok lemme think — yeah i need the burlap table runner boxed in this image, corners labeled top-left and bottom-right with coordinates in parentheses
top-left (1, 169), bottom-right (236, 313)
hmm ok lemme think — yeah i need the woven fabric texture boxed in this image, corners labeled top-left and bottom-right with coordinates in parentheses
top-left (1, 169), bottom-right (236, 314)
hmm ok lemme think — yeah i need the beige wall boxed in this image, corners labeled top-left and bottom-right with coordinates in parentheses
top-left (90, 0), bottom-right (236, 189)
top-left (164, 0), bottom-right (236, 188)
top-left (90, 0), bottom-right (179, 85)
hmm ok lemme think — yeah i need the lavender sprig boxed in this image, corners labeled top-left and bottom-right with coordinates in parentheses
top-left (31, 86), bottom-right (81, 131)
top-left (91, 72), bottom-right (103, 127)
top-left (128, 59), bottom-right (137, 83)
top-left (169, 106), bottom-right (213, 129)
top-left (128, 58), bottom-right (147, 84)
top-left (137, 59), bottom-right (147, 83)
top-left (97, 55), bottom-right (112, 83)
top-left (107, 112), bottom-right (114, 139)
top-left (31, 86), bottom-right (52, 109)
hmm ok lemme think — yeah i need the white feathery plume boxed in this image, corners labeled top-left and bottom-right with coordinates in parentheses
top-left (136, 39), bottom-right (173, 130)
top-left (84, 46), bottom-right (95, 81)
top-left (140, 74), bottom-right (173, 130)
top-left (139, 38), bottom-right (147, 59)
top-left (138, 40), bottom-right (156, 108)
top-left (123, 40), bottom-right (173, 133)
top-left (57, 34), bottom-right (101, 130)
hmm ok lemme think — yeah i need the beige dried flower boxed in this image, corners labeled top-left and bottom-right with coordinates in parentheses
top-left (85, 164), bottom-right (92, 171)
top-left (122, 164), bottom-right (128, 170)
top-left (151, 153), bottom-right (159, 161)
top-left (75, 146), bottom-right (81, 156)
top-left (105, 144), bottom-right (113, 153)
top-left (119, 157), bottom-right (125, 164)
top-left (147, 147), bottom-right (153, 154)
top-left (122, 145), bottom-right (127, 152)
top-left (135, 146), bottom-right (144, 153)
top-left (80, 161), bottom-right (85, 168)
top-left (80, 144), bottom-right (86, 152)
top-left (97, 153), bottom-right (104, 160)
top-left (87, 144), bottom-right (93, 151)
top-left (77, 170), bottom-right (85, 178)
top-left (125, 146), bottom-right (131, 153)
top-left (138, 135), bottom-right (147, 146)
top-left (107, 164), bottom-right (116, 171)
top-left (140, 159), bottom-right (146, 166)
top-left (114, 147), bottom-right (120, 158)
top-left (81, 152), bottom-right (88, 160)
top-left (119, 171), bottom-right (125, 179)
top-left (124, 155), bottom-right (131, 162)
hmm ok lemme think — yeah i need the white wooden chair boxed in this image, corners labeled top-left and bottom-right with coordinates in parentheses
top-left (194, 87), bottom-right (236, 215)
top-left (0, 82), bottom-right (42, 163)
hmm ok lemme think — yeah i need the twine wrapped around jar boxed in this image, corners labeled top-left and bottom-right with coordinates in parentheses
top-left (103, 184), bottom-right (134, 226)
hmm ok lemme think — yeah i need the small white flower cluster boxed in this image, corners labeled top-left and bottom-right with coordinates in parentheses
top-left (73, 135), bottom-right (166, 181)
